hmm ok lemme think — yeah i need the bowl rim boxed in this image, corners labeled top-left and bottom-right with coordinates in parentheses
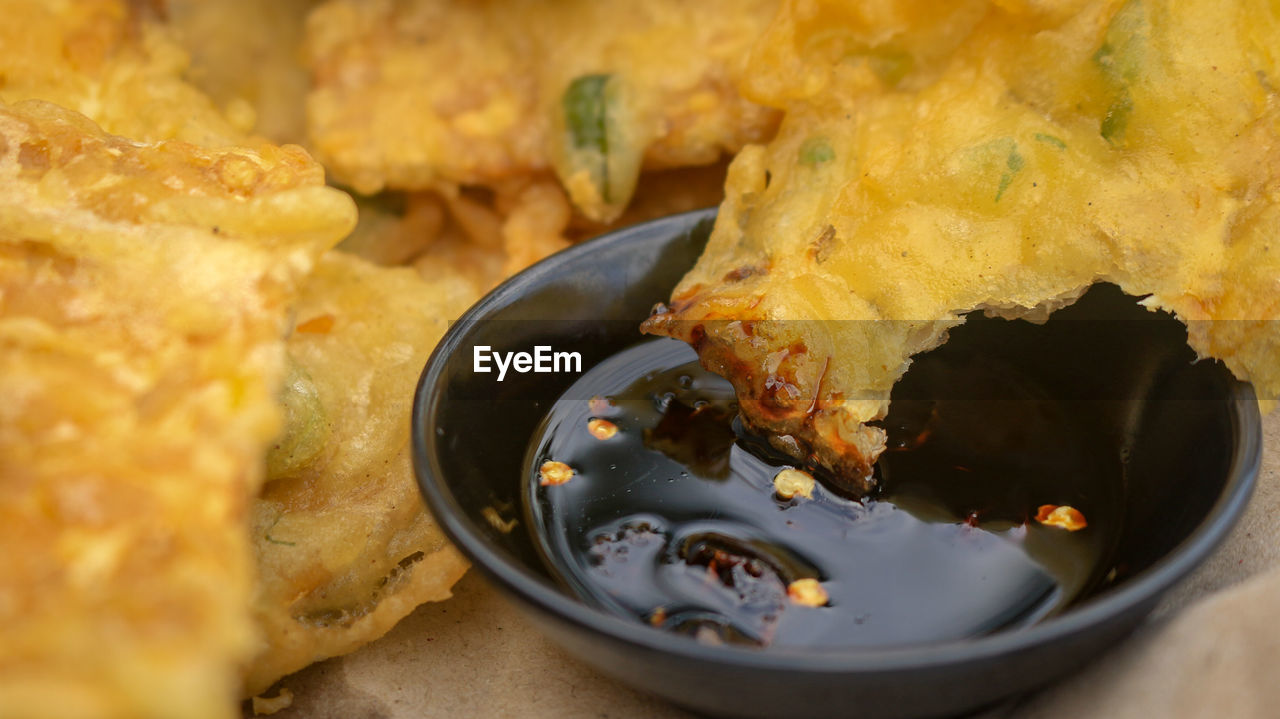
top-left (412, 208), bottom-right (1262, 675)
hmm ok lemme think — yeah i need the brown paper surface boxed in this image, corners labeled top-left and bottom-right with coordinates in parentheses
top-left (252, 413), bottom-right (1280, 719)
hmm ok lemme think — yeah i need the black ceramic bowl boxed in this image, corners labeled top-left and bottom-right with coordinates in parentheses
top-left (412, 209), bottom-right (1260, 719)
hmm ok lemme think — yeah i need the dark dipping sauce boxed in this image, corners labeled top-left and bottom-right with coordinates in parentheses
top-left (524, 337), bottom-right (1121, 650)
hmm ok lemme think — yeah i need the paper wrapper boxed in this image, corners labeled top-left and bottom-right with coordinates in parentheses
top-left (250, 413), bottom-right (1280, 719)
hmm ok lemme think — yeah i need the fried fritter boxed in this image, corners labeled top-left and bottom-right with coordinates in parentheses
top-left (304, 0), bottom-right (780, 220)
top-left (1, 1), bottom-right (480, 699)
top-left (0, 0), bottom-right (265, 147)
top-left (245, 251), bottom-right (476, 694)
top-left (645, 0), bottom-right (1280, 493)
top-left (568, 162), bottom-right (732, 242)
top-left (340, 192), bottom-right (452, 268)
top-left (341, 183), bottom-right (558, 283)
top-left (0, 99), bottom-right (354, 719)
top-left (345, 161), bottom-right (730, 282)
top-left (167, 0), bottom-right (320, 145)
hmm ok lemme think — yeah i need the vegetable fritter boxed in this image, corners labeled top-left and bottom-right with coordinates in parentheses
top-left (0, 1), bottom-right (481, 711)
top-left (246, 251), bottom-right (475, 694)
top-left (0, 98), bottom-right (354, 719)
top-left (646, 0), bottom-right (1280, 493)
top-left (305, 0), bottom-right (780, 221)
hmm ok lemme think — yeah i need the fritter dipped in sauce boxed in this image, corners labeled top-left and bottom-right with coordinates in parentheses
top-left (527, 312), bottom-right (1128, 648)
top-left (644, 0), bottom-right (1280, 493)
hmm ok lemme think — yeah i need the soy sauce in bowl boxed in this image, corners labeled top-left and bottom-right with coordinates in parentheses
top-left (525, 333), bottom-right (1122, 649)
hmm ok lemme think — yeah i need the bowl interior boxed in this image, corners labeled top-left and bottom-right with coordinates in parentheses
top-left (418, 211), bottom-right (720, 581)
top-left (413, 208), bottom-right (1258, 717)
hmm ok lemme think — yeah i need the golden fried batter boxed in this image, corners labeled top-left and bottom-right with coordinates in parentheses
top-left (245, 251), bottom-right (475, 694)
top-left (305, 0), bottom-right (780, 220)
top-left (0, 99), bottom-right (354, 719)
top-left (334, 139), bottom-right (728, 281)
top-left (0, 0), bottom-right (267, 147)
top-left (645, 0), bottom-right (1280, 493)
top-left (341, 183), bottom-right (556, 284)
top-left (1, 1), bottom-right (481, 701)
top-left (167, 0), bottom-right (320, 145)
